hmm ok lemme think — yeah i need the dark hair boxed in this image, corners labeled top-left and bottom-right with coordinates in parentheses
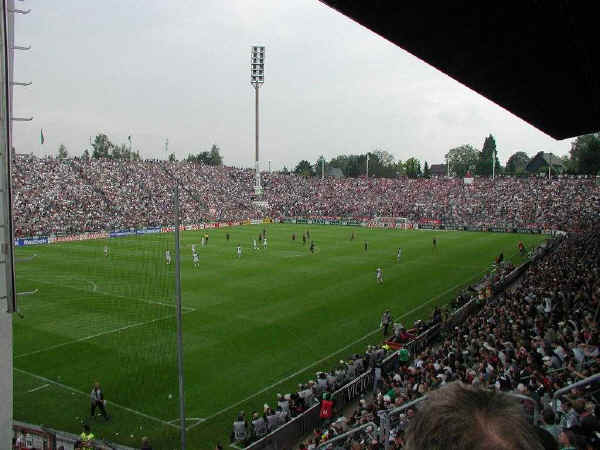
top-left (542, 407), bottom-right (555, 425)
top-left (404, 382), bottom-right (544, 450)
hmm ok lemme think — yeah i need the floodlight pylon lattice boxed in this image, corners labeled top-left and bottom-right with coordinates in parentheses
top-left (251, 46), bottom-right (265, 196)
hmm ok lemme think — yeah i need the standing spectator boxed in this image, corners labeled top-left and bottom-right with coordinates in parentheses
top-left (90, 381), bottom-right (109, 420)
top-left (381, 310), bottom-right (392, 336)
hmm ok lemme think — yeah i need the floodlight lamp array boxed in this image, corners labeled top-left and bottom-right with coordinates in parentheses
top-left (251, 46), bottom-right (265, 85)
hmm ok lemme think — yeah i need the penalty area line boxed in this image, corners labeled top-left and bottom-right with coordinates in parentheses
top-left (14, 368), bottom-right (179, 429)
top-left (187, 277), bottom-right (470, 430)
top-left (26, 383), bottom-right (49, 393)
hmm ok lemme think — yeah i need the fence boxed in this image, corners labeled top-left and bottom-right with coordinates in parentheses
top-left (552, 373), bottom-right (600, 413)
top-left (242, 369), bottom-right (376, 450)
top-left (315, 422), bottom-right (377, 449)
top-left (241, 404), bottom-right (321, 450)
top-left (12, 421), bottom-right (137, 450)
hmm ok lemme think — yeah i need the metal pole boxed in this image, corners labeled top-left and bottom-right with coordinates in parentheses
top-left (366, 154), bottom-right (369, 178)
top-left (492, 149), bottom-right (495, 179)
top-left (165, 138), bottom-right (169, 160)
top-left (255, 84), bottom-right (261, 193)
top-left (321, 158), bottom-right (324, 180)
top-left (174, 185), bottom-right (186, 449)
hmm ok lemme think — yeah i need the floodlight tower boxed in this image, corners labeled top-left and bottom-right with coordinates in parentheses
top-left (250, 46), bottom-right (265, 196)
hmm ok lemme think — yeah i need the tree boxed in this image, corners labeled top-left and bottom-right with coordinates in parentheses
top-left (423, 161), bottom-right (431, 178)
top-left (294, 159), bottom-right (314, 177)
top-left (445, 144), bottom-right (479, 177)
top-left (57, 144), bottom-right (68, 159)
top-left (569, 133), bottom-right (600, 174)
top-left (91, 133), bottom-right (113, 159)
top-left (168, 153), bottom-right (177, 162)
top-left (405, 157), bottom-right (421, 178)
top-left (476, 134), bottom-right (501, 176)
top-left (372, 149), bottom-right (395, 167)
top-left (281, 166), bottom-right (290, 175)
top-left (505, 151), bottom-right (530, 175)
top-left (82, 149), bottom-right (90, 160)
top-left (208, 144), bottom-right (223, 166)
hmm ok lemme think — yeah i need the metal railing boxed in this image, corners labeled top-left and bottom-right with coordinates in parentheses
top-left (242, 403), bottom-right (321, 450)
top-left (316, 421), bottom-right (377, 449)
top-left (552, 373), bottom-right (600, 413)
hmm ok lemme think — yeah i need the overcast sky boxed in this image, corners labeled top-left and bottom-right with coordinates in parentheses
top-left (13, 0), bottom-right (572, 170)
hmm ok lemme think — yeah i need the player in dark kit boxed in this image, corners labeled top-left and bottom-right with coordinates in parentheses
top-left (306, 229), bottom-right (310, 239)
top-left (350, 231), bottom-right (355, 241)
top-left (310, 241), bottom-right (315, 253)
top-left (292, 233), bottom-right (296, 241)
top-left (226, 232), bottom-right (230, 241)
top-left (364, 241), bottom-right (368, 251)
top-left (432, 237), bottom-right (437, 254)
top-left (302, 233), bottom-right (306, 245)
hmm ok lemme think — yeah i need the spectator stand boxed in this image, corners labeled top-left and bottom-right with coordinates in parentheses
top-left (239, 370), bottom-right (376, 450)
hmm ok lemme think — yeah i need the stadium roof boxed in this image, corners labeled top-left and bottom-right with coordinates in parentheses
top-left (320, 1), bottom-right (599, 140)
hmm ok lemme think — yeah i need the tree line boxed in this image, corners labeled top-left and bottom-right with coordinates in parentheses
top-left (53, 131), bottom-right (600, 177)
top-left (288, 133), bottom-right (600, 178)
top-left (54, 133), bottom-right (224, 167)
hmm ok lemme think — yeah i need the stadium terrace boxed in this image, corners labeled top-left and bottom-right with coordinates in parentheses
top-left (12, 155), bottom-right (600, 238)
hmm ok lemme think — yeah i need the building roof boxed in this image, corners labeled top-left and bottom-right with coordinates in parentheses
top-left (320, 1), bottom-right (599, 139)
top-left (429, 164), bottom-right (447, 175)
top-left (327, 167), bottom-right (344, 178)
top-left (526, 152), bottom-right (564, 172)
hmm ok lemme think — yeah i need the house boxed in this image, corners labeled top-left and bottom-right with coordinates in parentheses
top-left (430, 164), bottom-right (447, 177)
top-left (327, 167), bottom-right (344, 178)
top-left (526, 152), bottom-right (564, 174)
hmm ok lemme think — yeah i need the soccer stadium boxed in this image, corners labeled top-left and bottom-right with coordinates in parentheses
top-left (2, 2), bottom-right (600, 450)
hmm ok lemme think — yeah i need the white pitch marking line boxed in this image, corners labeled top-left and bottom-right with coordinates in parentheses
top-left (168, 417), bottom-right (205, 424)
top-left (26, 383), bottom-right (49, 393)
top-left (18, 276), bottom-right (196, 312)
top-left (187, 277), bottom-right (473, 430)
top-left (14, 368), bottom-right (179, 430)
top-left (14, 311), bottom-right (191, 359)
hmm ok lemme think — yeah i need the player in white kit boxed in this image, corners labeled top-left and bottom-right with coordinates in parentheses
top-left (192, 244), bottom-right (196, 253)
top-left (165, 249), bottom-right (171, 265)
top-left (237, 245), bottom-right (242, 258)
top-left (253, 239), bottom-right (258, 250)
top-left (397, 247), bottom-right (402, 263)
top-left (263, 238), bottom-right (268, 249)
top-left (201, 236), bottom-right (206, 247)
top-left (193, 252), bottom-right (199, 267)
top-left (104, 245), bottom-right (109, 257)
top-left (376, 267), bottom-right (383, 284)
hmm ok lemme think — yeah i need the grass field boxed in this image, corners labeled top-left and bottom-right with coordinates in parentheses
top-left (13, 224), bottom-right (545, 449)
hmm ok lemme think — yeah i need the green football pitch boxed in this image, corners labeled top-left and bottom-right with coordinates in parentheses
top-left (12, 224), bottom-right (545, 448)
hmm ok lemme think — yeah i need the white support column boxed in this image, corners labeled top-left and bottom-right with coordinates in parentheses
top-left (0, 1), bottom-right (16, 447)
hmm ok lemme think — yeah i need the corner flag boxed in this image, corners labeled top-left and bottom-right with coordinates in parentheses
top-left (40, 129), bottom-right (44, 145)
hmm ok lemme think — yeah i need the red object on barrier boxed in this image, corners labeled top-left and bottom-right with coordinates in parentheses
top-left (319, 399), bottom-right (333, 419)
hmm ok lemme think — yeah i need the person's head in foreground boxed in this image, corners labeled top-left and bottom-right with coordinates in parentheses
top-left (404, 382), bottom-right (544, 450)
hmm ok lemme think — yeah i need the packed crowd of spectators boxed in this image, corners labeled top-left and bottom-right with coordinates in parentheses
top-left (230, 344), bottom-right (396, 445)
top-left (307, 228), bottom-right (600, 449)
top-left (12, 155), bottom-right (600, 237)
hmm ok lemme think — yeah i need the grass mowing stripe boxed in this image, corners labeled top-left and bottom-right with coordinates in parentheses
top-left (14, 368), bottom-right (180, 430)
top-left (187, 276), bottom-right (472, 430)
top-left (14, 313), bottom-right (181, 359)
top-left (17, 275), bottom-right (196, 312)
